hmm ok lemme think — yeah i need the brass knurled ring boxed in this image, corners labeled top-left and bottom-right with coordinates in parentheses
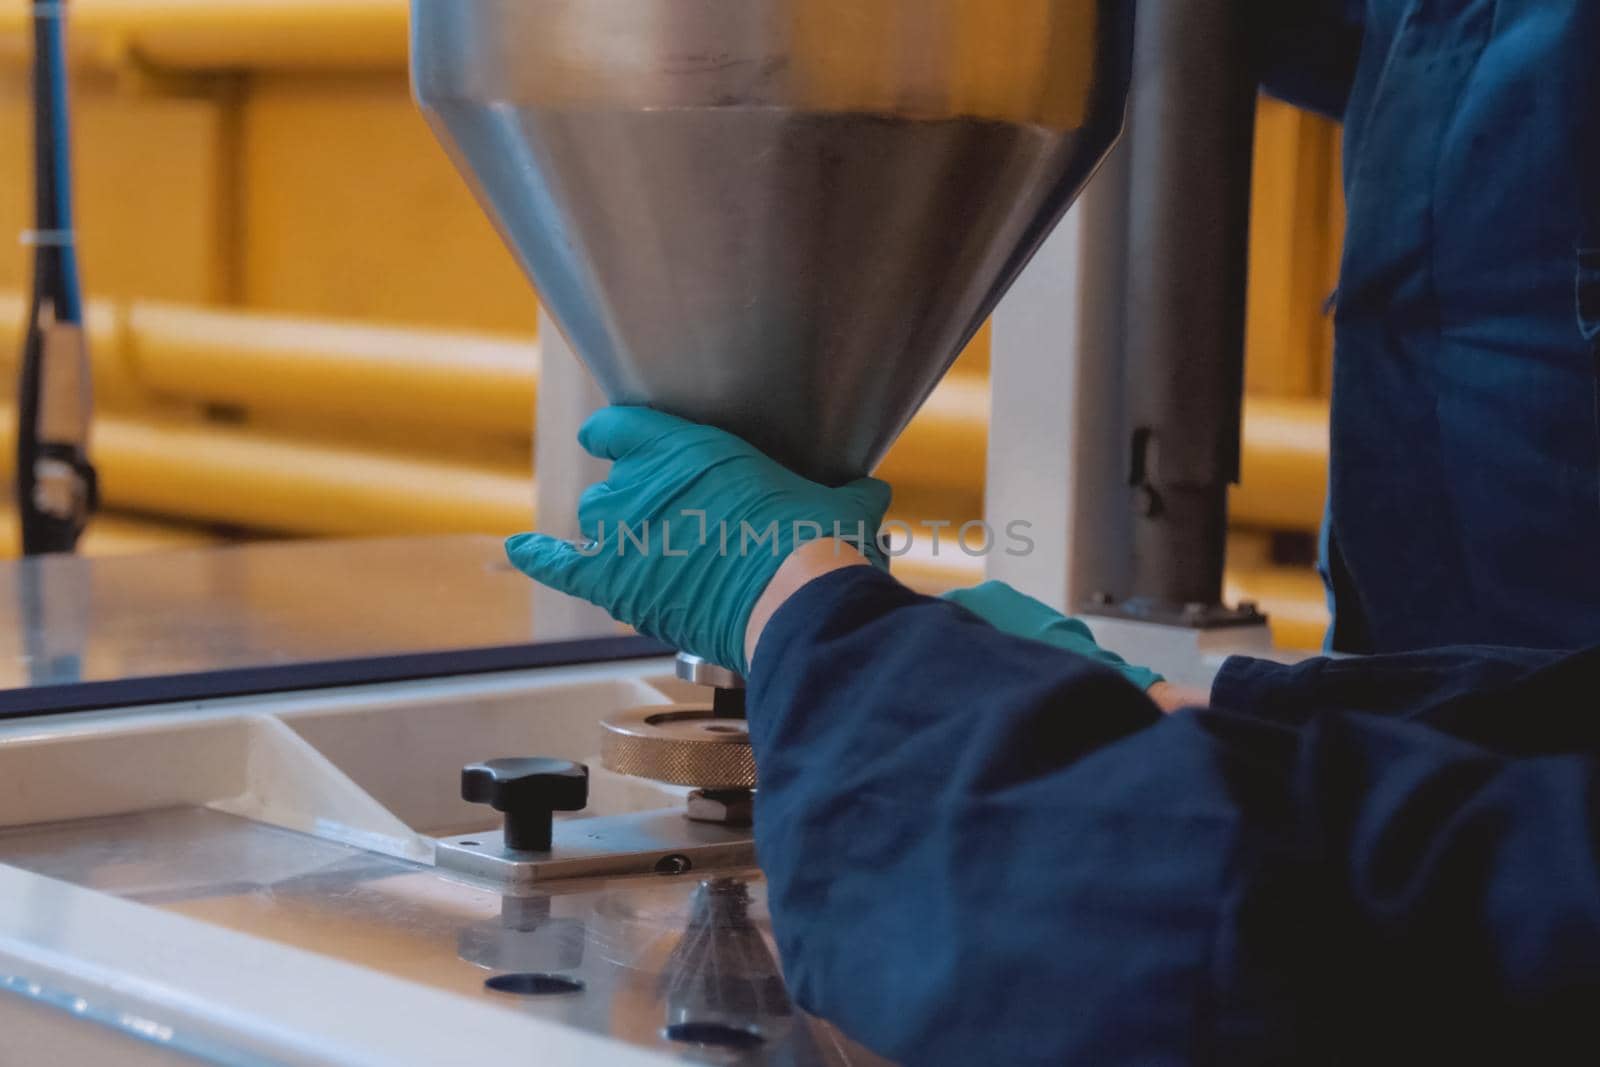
top-left (600, 705), bottom-right (757, 789)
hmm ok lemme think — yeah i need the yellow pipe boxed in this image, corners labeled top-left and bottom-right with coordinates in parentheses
top-left (123, 298), bottom-right (996, 477)
top-left (1233, 396), bottom-right (1329, 532)
top-left (1226, 565), bottom-right (1329, 652)
top-left (1244, 99), bottom-right (1341, 399)
top-left (126, 302), bottom-right (539, 439)
top-left (2, 290), bottom-right (1000, 489)
top-left (93, 416), bottom-right (534, 536)
top-left (0, 406), bottom-right (533, 536)
top-left (876, 373), bottom-right (988, 491)
top-left (0, 0), bottom-right (409, 71)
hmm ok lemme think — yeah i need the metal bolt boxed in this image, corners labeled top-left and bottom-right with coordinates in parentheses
top-left (655, 853), bottom-right (693, 876)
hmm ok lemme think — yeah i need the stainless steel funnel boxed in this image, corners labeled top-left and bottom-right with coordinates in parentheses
top-left (413, 0), bottom-right (1133, 486)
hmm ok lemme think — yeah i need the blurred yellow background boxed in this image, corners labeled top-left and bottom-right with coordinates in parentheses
top-left (0, 0), bottom-right (1342, 648)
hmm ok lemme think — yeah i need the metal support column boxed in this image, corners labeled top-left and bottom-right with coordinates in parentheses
top-left (531, 309), bottom-right (615, 638)
top-left (988, 0), bottom-right (1270, 683)
top-left (1117, 0), bottom-right (1260, 624)
top-left (986, 144), bottom-right (1133, 614)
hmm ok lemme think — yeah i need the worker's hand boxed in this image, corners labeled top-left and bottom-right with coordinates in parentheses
top-left (506, 407), bottom-right (891, 675)
top-left (944, 581), bottom-right (1165, 693)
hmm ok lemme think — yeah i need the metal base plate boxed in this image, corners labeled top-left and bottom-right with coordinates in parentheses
top-left (435, 809), bottom-right (755, 891)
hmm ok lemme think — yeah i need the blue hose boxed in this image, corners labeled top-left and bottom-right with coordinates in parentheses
top-left (17, 0), bottom-right (98, 556)
top-left (43, 6), bottom-right (81, 323)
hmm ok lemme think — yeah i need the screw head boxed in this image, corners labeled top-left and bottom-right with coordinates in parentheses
top-left (655, 853), bottom-right (693, 876)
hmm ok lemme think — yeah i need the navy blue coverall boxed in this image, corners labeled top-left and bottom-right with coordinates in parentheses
top-left (1255, 1), bottom-right (1600, 652)
top-left (737, 8), bottom-right (1600, 1061)
top-left (750, 568), bottom-right (1600, 1065)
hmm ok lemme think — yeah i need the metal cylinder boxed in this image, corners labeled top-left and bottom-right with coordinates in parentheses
top-left (600, 706), bottom-right (757, 790)
top-left (1120, 0), bottom-right (1258, 609)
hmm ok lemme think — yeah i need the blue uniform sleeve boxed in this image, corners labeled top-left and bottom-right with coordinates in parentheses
top-left (1213, 645), bottom-right (1573, 726)
top-left (747, 568), bottom-right (1600, 1065)
top-left (1247, 0), bottom-right (1366, 119)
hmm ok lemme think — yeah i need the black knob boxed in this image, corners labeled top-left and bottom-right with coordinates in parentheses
top-left (461, 758), bottom-right (589, 853)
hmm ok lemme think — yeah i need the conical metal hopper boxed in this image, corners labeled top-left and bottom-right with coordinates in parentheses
top-left (413, 0), bottom-right (1133, 486)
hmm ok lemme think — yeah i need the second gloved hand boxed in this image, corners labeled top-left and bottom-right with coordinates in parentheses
top-left (944, 581), bottom-right (1164, 692)
top-left (506, 407), bottom-right (891, 675)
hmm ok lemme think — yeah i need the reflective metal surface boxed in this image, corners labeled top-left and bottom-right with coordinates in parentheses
top-left (0, 808), bottom-right (887, 1064)
top-left (413, 0), bottom-right (1133, 485)
top-left (436, 810), bottom-right (756, 889)
top-left (0, 536), bottom-right (660, 715)
top-left (676, 654), bottom-right (744, 693)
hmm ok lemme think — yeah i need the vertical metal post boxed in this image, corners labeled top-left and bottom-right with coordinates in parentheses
top-left (989, 0), bottom-right (1263, 634)
top-left (1118, 0), bottom-right (1259, 618)
top-left (531, 308), bottom-right (615, 639)
top-left (986, 144), bottom-right (1133, 614)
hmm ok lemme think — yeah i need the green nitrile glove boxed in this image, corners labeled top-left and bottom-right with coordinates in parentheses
top-left (944, 580), bottom-right (1165, 692)
top-left (506, 407), bottom-right (891, 675)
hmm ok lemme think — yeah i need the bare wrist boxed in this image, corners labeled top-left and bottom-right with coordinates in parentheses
top-left (745, 538), bottom-right (872, 670)
top-left (1148, 681), bottom-right (1208, 714)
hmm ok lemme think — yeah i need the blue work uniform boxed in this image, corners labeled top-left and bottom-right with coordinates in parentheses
top-left (1256, 1), bottom-right (1600, 652)
top-left (749, 568), bottom-right (1600, 1065)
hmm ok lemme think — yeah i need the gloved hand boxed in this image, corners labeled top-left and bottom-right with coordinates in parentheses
top-left (506, 407), bottom-right (891, 675)
top-left (944, 581), bottom-right (1164, 692)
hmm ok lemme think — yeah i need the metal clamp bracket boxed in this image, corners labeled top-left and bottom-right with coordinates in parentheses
top-left (435, 809), bottom-right (755, 891)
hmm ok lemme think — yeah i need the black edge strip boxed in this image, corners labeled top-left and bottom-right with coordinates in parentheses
top-left (0, 635), bottom-right (675, 720)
